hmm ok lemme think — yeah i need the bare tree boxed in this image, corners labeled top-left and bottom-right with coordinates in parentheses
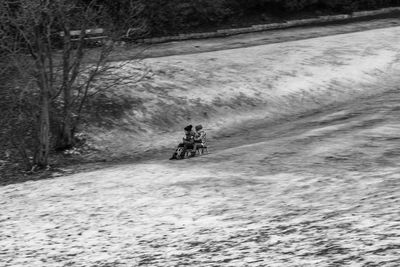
top-left (0, 0), bottom-right (55, 167)
top-left (0, 0), bottom-right (146, 169)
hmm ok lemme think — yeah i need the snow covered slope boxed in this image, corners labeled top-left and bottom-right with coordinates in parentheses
top-left (88, 27), bottom-right (400, 156)
top-left (1, 26), bottom-right (400, 267)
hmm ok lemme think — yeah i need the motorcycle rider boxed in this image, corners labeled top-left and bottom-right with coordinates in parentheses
top-left (169, 125), bottom-right (195, 160)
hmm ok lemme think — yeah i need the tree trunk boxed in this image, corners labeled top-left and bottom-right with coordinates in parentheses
top-left (56, 26), bottom-right (75, 151)
top-left (35, 90), bottom-right (50, 167)
top-left (57, 99), bottom-right (74, 150)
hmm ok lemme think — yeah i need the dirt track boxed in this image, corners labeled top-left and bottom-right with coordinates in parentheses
top-left (1, 23), bottom-right (400, 266)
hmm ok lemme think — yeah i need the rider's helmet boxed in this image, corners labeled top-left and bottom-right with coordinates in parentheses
top-left (184, 125), bottom-right (193, 132)
top-left (195, 124), bottom-right (203, 131)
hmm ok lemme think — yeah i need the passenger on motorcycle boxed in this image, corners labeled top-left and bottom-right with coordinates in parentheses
top-left (191, 124), bottom-right (206, 157)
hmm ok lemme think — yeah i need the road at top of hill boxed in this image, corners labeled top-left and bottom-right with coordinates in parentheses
top-left (110, 16), bottom-right (400, 60)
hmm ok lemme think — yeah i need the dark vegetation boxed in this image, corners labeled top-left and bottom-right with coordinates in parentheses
top-left (97, 0), bottom-right (400, 36)
top-left (0, 0), bottom-right (142, 174)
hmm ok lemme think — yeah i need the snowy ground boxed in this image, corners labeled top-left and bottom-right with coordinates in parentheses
top-left (1, 26), bottom-right (400, 266)
top-left (90, 26), bottom-right (400, 158)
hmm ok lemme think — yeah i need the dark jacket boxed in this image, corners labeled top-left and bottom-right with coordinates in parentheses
top-left (182, 130), bottom-right (195, 144)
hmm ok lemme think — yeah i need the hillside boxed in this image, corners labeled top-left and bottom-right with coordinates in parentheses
top-left (85, 26), bottom-right (400, 160)
top-left (1, 25), bottom-right (400, 266)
